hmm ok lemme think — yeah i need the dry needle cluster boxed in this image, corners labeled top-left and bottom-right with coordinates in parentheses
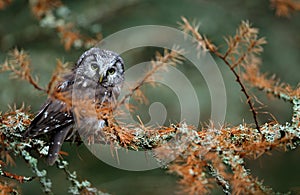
top-left (0, 1), bottom-right (299, 194)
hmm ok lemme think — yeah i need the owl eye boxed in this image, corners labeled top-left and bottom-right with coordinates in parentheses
top-left (90, 63), bottom-right (98, 70)
top-left (107, 68), bottom-right (116, 75)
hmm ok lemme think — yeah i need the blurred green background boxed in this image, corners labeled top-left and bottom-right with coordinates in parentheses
top-left (0, 0), bottom-right (299, 194)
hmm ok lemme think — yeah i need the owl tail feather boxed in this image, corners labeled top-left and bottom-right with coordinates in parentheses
top-left (47, 126), bottom-right (72, 165)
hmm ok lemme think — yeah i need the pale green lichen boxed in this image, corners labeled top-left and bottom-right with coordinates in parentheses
top-left (0, 108), bottom-right (109, 195)
top-left (56, 159), bottom-right (109, 195)
top-left (1, 90), bottom-right (299, 195)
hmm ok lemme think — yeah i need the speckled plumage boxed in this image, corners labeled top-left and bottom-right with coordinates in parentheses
top-left (23, 48), bottom-right (125, 165)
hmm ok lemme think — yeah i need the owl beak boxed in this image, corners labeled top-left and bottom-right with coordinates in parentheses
top-left (99, 74), bottom-right (104, 83)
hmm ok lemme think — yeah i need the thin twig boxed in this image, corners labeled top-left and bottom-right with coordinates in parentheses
top-left (218, 53), bottom-right (261, 133)
top-left (115, 49), bottom-right (183, 109)
top-left (0, 170), bottom-right (35, 183)
top-left (207, 163), bottom-right (231, 195)
top-left (180, 17), bottom-right (261, 133)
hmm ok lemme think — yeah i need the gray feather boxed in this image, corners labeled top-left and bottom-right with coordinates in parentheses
top-left (24, 47), bottom-right (125, 165)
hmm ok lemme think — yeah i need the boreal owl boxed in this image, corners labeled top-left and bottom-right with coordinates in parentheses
top-left (23, 47), bottom-right (125, 165)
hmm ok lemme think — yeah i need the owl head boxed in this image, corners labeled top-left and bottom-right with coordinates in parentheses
top-left (75, 47), bottom-right (125, 88)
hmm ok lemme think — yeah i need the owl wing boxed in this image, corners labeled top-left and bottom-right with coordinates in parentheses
top-left (24, 97), bottom-right (74, 165)
top-left (24, 77), bottom-right (74, 138)
top-left (23, 99), bottom-right (73, 138)
top-left (24, 77), bottom-right (76, 165)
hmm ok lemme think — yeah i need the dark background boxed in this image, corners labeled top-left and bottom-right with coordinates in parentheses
top-left (0, 0), bottom-right (299, 194)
